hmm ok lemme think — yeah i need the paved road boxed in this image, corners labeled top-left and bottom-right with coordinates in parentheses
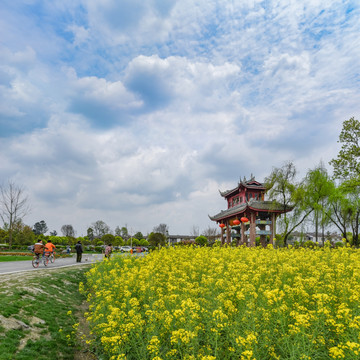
top-left (0, 254), bottom-right (104, 275)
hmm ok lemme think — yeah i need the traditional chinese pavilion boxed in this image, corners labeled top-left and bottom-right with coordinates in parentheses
top-left (209, 176), bottom-right (293, 247)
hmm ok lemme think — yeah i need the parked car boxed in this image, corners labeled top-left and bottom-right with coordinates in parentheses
top-left (120, 246), bottom-right (132, 252)
top-left (132, 246), bottom-right (148, 253)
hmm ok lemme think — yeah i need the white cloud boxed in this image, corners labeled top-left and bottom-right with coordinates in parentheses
top-left (67, 25), bottom-right (90, 47)
top-left (85, 0), bottom-right (175, 46)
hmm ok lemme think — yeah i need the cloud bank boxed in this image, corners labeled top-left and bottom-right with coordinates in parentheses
top-left (0, 0), bottom-right (359, 235)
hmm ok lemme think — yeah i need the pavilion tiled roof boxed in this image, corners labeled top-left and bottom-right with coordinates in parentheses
top-left (209, 198), bottom-right (293, 221)
top-left (219, 178), bottom-right (266, 197)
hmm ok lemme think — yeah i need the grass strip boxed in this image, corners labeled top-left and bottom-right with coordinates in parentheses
top-left (0, 256), bottom-right (34, 262)
top-left (0, 267), bottom-right (91, 360)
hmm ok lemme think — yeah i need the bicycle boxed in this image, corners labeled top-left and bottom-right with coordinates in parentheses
top-left (45, 251), bottom-right (55, 263)
top-left (32, 253), bottom-right (49, 268)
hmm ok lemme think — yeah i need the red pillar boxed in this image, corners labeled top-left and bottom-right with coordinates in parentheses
top-left (270, 213), bottom-right (276, 245)
top-left (249, 212), bottom-right (256, 247)
top-left (226, 222), bottom-right (231, 244)
top-left (241, 222), bottom-right (246, 246)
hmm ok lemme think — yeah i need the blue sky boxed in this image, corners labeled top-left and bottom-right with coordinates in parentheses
top-left (0, 0), bottom-right (359, 236)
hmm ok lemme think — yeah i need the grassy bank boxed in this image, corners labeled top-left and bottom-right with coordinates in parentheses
top-left (0, 267), bottom-right (92, 360)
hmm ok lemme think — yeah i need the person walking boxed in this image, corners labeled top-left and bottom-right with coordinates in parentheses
top-left (104, 243), bottom-right (112, 259)
top-left (75, 241), bottom-right (83, 263)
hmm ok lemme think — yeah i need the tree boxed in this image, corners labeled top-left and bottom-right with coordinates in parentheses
top-left (114, 236), bottom-right (124, 246)
top-left (61, 224), bottom-right (75, 238)
top-left (329, 117), bottom-right (360, 246)
top-left (329, 117), bottom-right (360, 180)
top-left (120, 226), bottom-right (129, 240)
top-left (303, 163), bottom-right (334, 245)
top-left (134, 231), bottom-right (144, 241)
top-left (139, 238), bottom-right (149, 246)
top-left (202, 226), bottom-right (219, 243)
top-left (87, 227), bottom-right (94, 243)
top-left (33, 220), bottom-right (48, 235)
top-left (153, 223), bottom-right (169, 235)
top-left (50, 230), bottom-right (57, 236)
top-left (342, 181), bottom-right (360, 246)
top-left (265, 161), bottom-right (313, 245)
top-left (114, 226), bottom-right (121, 237)
top-left (324, 180), bottom-right (360, 246)
top-left (190, 225), bottom-right (199, 237)
top-left (0, 181), bottom-right (30, 248)
top-left (115, 225), bottom-right (129, 240)
top-left (16, 224), bottom-right (35, 245)
top-left (101, 233), bottom-right (115, 245)
top-left (148, 232), bottom-right (166, 247)
top-left (91, 220), bottom-right (110, 238)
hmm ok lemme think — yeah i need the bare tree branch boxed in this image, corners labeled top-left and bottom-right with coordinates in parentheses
top-left (0, 181), bottom-right (30, 248)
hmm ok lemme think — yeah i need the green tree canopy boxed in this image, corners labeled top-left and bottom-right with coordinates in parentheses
top-left (114, 236), bottom-right (124, 246)
top-left (265, 161), bottom-right (315, 245)
top-left (330, 117), bottom-right (360, 180)
top-left (33, 220), bottom-right (48, 235)
top-left (303, 163), bottom-right (334, 245)
top-left (148, 232), bottom-right (166, 247)
top-left (134, 231), bottom-right (144, 240)
top-left (101, 233), bottom-right (115, 245)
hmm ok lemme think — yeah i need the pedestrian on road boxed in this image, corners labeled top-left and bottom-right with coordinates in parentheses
top-left (105, 244), bottom-right (112, 259)
top-left (75, 241), bottom-right (83, 263)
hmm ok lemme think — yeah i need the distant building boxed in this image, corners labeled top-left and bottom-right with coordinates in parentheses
top-left (288, 231), bottom-right (342, 245)
top-left (209, 176), bottom-right (292, 246)
top-left (167, 235), bottom-right (196, 245)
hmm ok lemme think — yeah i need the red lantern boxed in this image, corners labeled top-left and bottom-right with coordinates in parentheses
top-left (233, 219), bottom-right (240, 225)
top-left (219, 223), bottom-right (225, 228)
top-left (241, 217), bottom-right (249, 223)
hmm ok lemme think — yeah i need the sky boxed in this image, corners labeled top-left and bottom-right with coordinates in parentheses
top-left (0, 0), bottom-right (359, 237)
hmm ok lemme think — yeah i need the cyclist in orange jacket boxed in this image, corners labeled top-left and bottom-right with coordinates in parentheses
top-left (44, 240), bottom-right (56, 258)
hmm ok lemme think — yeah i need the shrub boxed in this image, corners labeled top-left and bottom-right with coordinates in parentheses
top-left (303, 240), bottom-right (317, 249)
top-left (195, 235), bottom-right (208, 246)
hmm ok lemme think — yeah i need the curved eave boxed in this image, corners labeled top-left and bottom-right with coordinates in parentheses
top-left (219, 187), bottom-right (238, 197)
top-left (209, 200), bottom-right (293, 222)
top-left (219, 184), bottom-right (266, 198)
top-left (209, 203), bottom-right (248, 221)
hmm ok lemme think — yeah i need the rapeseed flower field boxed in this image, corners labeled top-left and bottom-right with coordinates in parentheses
top-left (82, 246), bottom-right (360, 359)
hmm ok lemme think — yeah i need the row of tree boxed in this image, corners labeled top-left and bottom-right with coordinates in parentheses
top-left (0, 217), bottom-right (168, 248)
